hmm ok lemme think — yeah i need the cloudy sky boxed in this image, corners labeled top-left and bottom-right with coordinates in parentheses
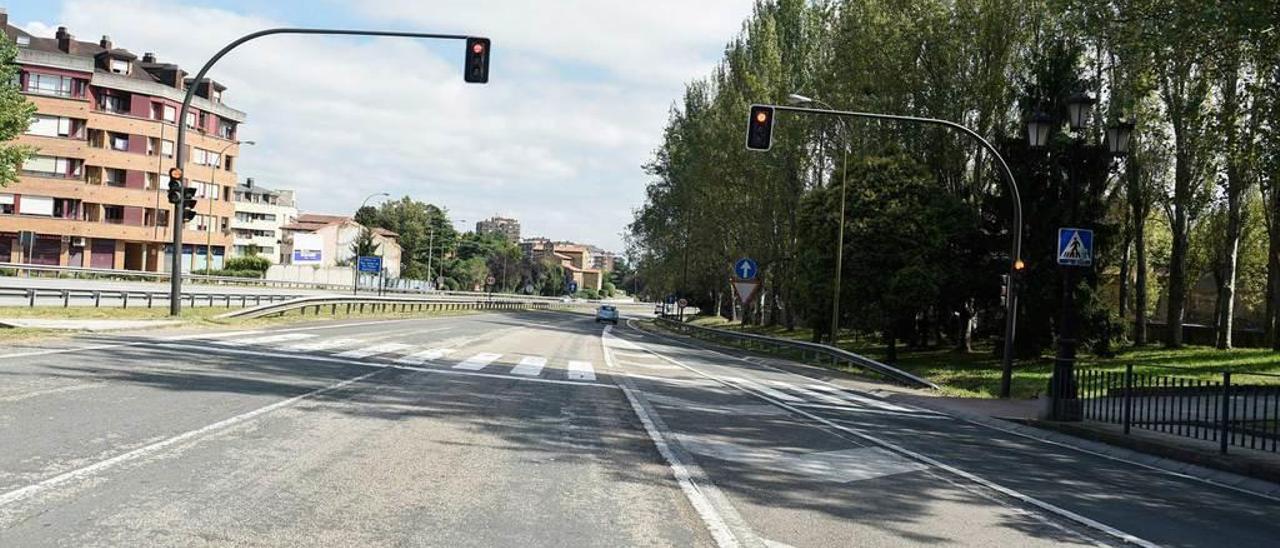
top-left (7, 0), bottom-right (755, 251)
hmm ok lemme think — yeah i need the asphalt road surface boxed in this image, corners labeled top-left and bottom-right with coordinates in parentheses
top-left (2, 310), bottom-right (1278, 546)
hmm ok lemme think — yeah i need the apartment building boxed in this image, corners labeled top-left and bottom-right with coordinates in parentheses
top-left (523, 239), bottom-right (603, 292)
top-left (0, 15), bottom-right (246, 272)
top-left (588, 245), bottom-right (616, 272)
top-left (475, 216), bottom-right (520, 243)
top-left (231, 178), bottom-right (296, 264)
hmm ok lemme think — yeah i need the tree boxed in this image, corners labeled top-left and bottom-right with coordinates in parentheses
top-left (350, 227), bottom-right (380, 258)
top-left (0, 40), bottom-right (35, 187)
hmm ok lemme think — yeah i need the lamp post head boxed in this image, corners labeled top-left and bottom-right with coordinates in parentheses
top-left (1026, 111), bottom-right (1053, 149)
top-left (1106, 120), bottom-right (1135, 156)
top-left (1066, 92), bottom-right (1095, 132)
top-left (240, 140), bottom-right (256, 146)
top-left (786, 93), bottom-right (814, 106)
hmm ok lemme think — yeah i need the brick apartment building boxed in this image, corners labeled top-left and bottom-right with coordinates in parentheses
top-left (475, 216), bottom-right (520, 243)
top-left (0, 13), bottom-right (246, 272)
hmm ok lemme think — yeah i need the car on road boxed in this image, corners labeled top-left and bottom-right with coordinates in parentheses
top-left (596, 304), bottom-right (619, 324)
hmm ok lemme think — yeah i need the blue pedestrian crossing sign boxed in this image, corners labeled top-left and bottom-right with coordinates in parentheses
top-left (734, 257), bottom-right (759, 280)
top-left (1057, 228), bottom-right (1094, 267)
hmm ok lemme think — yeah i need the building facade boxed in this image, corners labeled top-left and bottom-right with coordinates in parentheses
top-left (280, 213), bottom-right (402, 278)
top-left (0, 16), bottom-right (245, 272)
top-left (475, 216), bottom-right (520, 243)
top-left (230, 178), bottom-right (296, 264)
top-left (523, 239), bottom-right (603, 292)
top-left (588, 245), bottom-right (616, 272)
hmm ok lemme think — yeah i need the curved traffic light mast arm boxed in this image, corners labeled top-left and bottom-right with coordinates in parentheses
top-left (168, 28), bottom-right (478, 316)
top-left (768, 103), bottom-right (1024, 398)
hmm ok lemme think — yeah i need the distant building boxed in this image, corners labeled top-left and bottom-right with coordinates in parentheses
top-left (0, 13), bottom-right (247, 272)
top-left (230, 178), bottom-right (296, 264)
top-left (588, 245), bottom-right (616, 272)
top-left (524, 240), bottom-right (603, 292)
top-left (475, 216), bottom-right (520, 243)
top-left (280, 213), bottom-right (402, 278)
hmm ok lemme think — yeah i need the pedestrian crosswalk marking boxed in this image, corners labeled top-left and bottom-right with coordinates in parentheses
top-left (511, 356), bottom-right (547, 376)
top-left (395, 348), bottom-right (454, 365)
top-left (286, 338), bottom-right (362, 352)
top-left (335, 343), bottom-right (414, 359)
top-left (567, 360), bottom-right (596, 381)
top-left (229, 333), bottom-right (317, 345)
top-left (807, 384), bottom-right (914, 412)
top-left (730, 377), bottom-right (801, 402)
top-left (454, 352), bottom-right (502, 371)
top-left (772, 381), bottom-right (850, 407)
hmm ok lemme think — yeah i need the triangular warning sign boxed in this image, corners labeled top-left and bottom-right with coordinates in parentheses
top-left (732, 279), bottom-right (761, 306)
top-left (1060, 231), bottom-right (1090, 263)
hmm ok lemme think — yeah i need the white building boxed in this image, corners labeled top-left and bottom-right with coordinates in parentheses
top-left (230, 178), bottom-right (297, 264)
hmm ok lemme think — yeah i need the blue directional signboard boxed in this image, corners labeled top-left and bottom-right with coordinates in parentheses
top-left (1057, 228), bottom-right (1094, 267)
top-left (733, 257), bottom-right (759, 280)
top-left (567, 280), bottom-right (579, 294)
top-left (357, 255), bottom-right (383, 273)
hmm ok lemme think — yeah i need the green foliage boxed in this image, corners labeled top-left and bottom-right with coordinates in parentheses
top-left (224, 255), bottom-right (271, 274)
top-left (0, 40), bottom-right (35, 187)
top-left (193, 268), bottom-right (262, 278)
top-left (349, 227), bottom-right (380, 258)
top-left (602, 281), bottom-right (616, 297)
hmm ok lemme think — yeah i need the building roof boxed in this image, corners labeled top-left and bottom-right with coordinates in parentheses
top-left (4, 25), bottom-right (161, 84)
top-left (373, 228), bottom-right (399, 239)
top-left (281, 213), bottom-right (398, 238)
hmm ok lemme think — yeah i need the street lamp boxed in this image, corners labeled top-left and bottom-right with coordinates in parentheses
top-left (352, 191), bottom-right (389, 295)
top-left (1066, 92), bottom-right (1095, 132)
top-left (206, 139), bottom-right (253, 270)
top-left (1026, 111), bottom-right (1053, 149)
top-left (1106, 121), bottom-right (1134, 156)
top-left (788, 92), bottom-right (851, 345)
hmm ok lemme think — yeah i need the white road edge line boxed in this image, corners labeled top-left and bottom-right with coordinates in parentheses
top-left (624, 320), bottom-right (1159, 548)
top-left (601, 325), bottom-right (744, 548)
top-left (631, 319), bottom-right (1280, 504)
top-left (0, 368), bottom-right (385, 509)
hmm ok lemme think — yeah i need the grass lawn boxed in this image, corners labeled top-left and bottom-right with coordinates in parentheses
top-left (682, 317), bottom-right (1280, 399)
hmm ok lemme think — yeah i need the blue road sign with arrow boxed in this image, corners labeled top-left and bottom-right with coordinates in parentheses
top-left (1057, 228), bottom-right (1093, 267)
top-left (734, 257), bottom-right (759, 280)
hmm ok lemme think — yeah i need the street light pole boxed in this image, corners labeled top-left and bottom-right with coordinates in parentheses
top-left (168, 27), bottom-right (481, 316)
top-left (206, 140), bottom-right (253, 271)
top-left (766, 103), bottom-right (1024, 394)
top-left (788, 94), bottom-right (851, 345)
top-left (352, 191), bottom-right (389, 295)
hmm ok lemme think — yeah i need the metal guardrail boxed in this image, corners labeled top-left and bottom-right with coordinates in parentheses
top-left (0, 287), bottom-right (301, 309)
top-left (655, 317), bottom-right (939, 390)
top-left (219, 294), bottom-right (593, 319)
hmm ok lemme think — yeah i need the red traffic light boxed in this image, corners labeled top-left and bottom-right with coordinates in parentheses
top-left (472, 42), bottom-right (485, 54)
top-left (464, 37), bottom-right (490, 84)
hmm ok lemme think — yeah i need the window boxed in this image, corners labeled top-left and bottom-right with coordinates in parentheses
top-left (27, 73), bottom-right (74, 97)
top-left (161, 139), bottom-right (174, 157)
top-left (99, 94), bottom-right (125, 113)
top-left (16, 36), bottom-right (29, 47)
top-left (224, 155), bottom-right (234, 171)
top-left (26, 115), bottom-right (71, 137)
top-left (211, 89), bottom-right (222, 103)
top-left (185, 111), bottom-right (197, 128)
top-left (191, 180), bottom-right (220, 200)
top-left (109, 59), bottom-right (130, 75)
top-left (104, 168), bottom-right (126, 187)
top-left (157, 209), bottom-right (169, 227)
top-left (104, 205), bottom-right (124, 224)
top-left (219, 119), bottom-right (236, 140)
top-left (109, 132), bottom-right (129, 151)
top-left (157, 104), bottom-right (176, 123)
top-left (20, 195), bottom-right (54, 216)
top-left (145, 172), bottom-right (158, 189)
top-left (23, 155), bottom-right (73, 177)
top-left (0, 194), bottom-right (13, 215)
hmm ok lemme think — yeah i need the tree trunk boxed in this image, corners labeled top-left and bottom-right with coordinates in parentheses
top-left (1216, 59), bottom-right (1244, 350)
top-left (1268, 191), bottom-right (1280, 349)
top-left (1134, 205), bottom-right (1149, 346)
top-left (1118, 232), bottom-right (1132, 320)
top-left (1166, 216), bottom-right (1188, 348)
top-left (884, 326), bottom-right (898, 363)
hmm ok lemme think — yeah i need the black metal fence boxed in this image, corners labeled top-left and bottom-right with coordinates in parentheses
top-left (1075, 365), bottom-right (1280, 454)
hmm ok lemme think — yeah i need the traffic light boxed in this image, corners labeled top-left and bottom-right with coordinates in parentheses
top-left (745, 104), bottom-right (774, 151)
top-left (1000, 274), bottom-right (1009, 306)
top-left (181, 187), bottom-right (198, 223)
top-left (166, 167), bottom-right (183, 204)
top-left (464, 37), bottom-right (490, 83)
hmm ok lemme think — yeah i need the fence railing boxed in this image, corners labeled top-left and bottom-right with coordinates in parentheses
top-left (1076, 365), bottom-right (1280, 454)
top-left (655, 317), bottom-right (938, 389)
top-left (219, 294), bottom-right (592, 319)
top-left (0, 287), bottom-right (300, 309)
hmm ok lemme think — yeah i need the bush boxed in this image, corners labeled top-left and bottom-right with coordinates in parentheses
top-left (602, 281), bottom-right (616, 297)
top-left (192, 268), bottom-right (263, 278)
top-left (224, 255), bottom-right (271, 273)
top-left (577, 288), bottom-right (600, 300)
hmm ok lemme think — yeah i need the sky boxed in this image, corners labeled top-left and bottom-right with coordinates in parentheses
top-left (6, 0), bottom-right (755, 251)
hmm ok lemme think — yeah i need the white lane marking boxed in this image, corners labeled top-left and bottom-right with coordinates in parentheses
top-left (0, 368), bottom-right (384, 509)
top-left (225, 333), bottom-right (317, 345)
top-left (600, 327), bottom-right (742, 547)
top-left (727, 377), bottom-right (800, 402)
top-left (775, 381), bottom-right (852, 406)
top-left (453, 352), bottom-right (502, 371)
top-left (169, 330), bottom-right (265, 341)
top-left (334, 343), bottom-right (413, 359)
top-left (567, 360), bottom-right (596, 381)
top-left (510, 356), bottom-right (547, 376)
top-left (286, 338), bottom-right (363, 352)
top-left (624, 322), bottom-right (1158, 548)
top-left (395, 348), bottom-right (453, 365)
top-left (0, 383), bottom-right (101, 403)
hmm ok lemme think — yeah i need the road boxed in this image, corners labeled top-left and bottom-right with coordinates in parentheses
top-left (1, 310), bottom-right (1278, 546)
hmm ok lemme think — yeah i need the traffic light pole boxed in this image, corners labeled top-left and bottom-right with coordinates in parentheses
top-left (168, 28), bottom-right (482, 316)
top-left (764, 104), bottom-right (1024, 396)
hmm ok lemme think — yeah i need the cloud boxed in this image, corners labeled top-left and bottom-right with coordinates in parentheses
top-left (22, 0), bottom-right (753, 251)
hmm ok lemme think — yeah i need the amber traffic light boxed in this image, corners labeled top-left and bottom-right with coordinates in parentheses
top-left (746, 105), bottom-right (775, 151)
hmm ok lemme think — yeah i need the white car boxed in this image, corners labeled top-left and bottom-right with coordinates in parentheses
top-left (595, 305), bottom-right (619, 325)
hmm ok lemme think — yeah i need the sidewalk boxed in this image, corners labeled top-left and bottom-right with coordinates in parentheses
top-left (0, 318), bottom-right (184, 331)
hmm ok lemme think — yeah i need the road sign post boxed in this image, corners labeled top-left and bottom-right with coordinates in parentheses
top-left (1052, 227), bottom-right (1094, 421)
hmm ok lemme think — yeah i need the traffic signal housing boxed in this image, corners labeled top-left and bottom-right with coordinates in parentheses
top-left (181, 187), bottom-right (198, 223)
top-left (166, 167), bottom-right (184, 205)
top-left (745, 105), bottom-right (774, 151)
top-left (464, 37), bottom-right (490, 83)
